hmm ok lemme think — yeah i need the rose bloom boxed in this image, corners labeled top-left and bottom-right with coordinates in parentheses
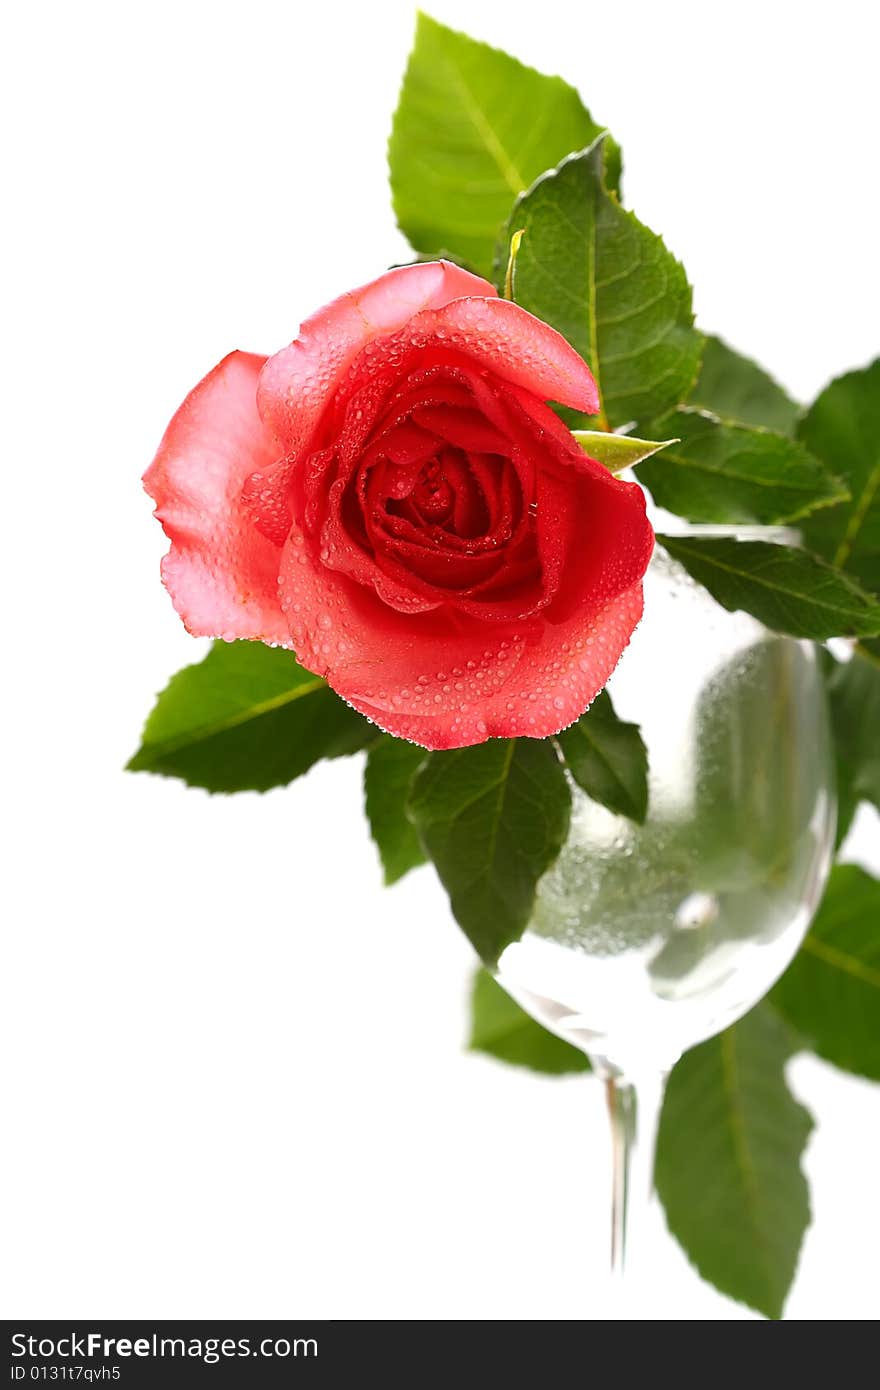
top-left (146, 261), bottom-right (653, 749)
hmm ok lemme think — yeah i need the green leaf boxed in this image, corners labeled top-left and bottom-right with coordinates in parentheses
top-left (468, 970), bottom-right (589, 1074)
top-left (408, 739), bottom-right (571, 964)
top-left (506, 139), bottom-right (702, 429)
top-left (389, 13), bottom-right (618, 280)
top-left (770, 865), bottom-right (880, 1080)
top-left (555, 690), bottom-right (648, 822)
top-left (127, 641), bottom-right (372, 792)
top-left (859, 635), bottom-right (880, 665)
top-left (364, 736), bottom-right (428, 884)
top-left (571, 430), bottom-right (676, 475)
top-left (638, 408), bottom-right (847, 525)
top-left (828, 652), bottom-right (880, 841)
top-left (799, 359), bottom-right (880, 597)
top-left (657, 534), bottom-right (880, 639)
top-left (656, 1003), bottom-right (813, 1320)
top-left (689, 334), bottom-right (800, 435)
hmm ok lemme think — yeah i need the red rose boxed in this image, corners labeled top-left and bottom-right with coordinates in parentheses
top-left (145, 262), bottom-right (653, 748)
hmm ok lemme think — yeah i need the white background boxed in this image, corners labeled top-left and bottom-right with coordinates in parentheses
top-left (3, 0), bottom-right (879, 1320)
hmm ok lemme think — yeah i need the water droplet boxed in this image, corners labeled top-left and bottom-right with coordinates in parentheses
top-left (675, 893), bottom-right (719, 931)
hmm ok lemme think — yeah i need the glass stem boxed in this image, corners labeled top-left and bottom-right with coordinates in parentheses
top-left (604, 1069), bottom-right (667, 1284)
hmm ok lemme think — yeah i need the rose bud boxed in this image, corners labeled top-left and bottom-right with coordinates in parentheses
top-left (145, 261), bottom-right (653, 749)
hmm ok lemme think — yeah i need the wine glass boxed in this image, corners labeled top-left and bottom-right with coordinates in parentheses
top-left (493, 522), bottom-right (836, 1312)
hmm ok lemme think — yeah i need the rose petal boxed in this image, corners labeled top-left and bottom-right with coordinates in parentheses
top-left (410, 404), bottom-right (511, 455)
top-left (318, 477), bottom-right (443, 615)
top-left (377, 535), bottom-right (504, 590)
top-left (503, 389), bottom-right (655, 624)
top-left (144, 351), bottom-right (289, 644)
top-left (257, 261), bottom-right (497, 452)
top-left (350, 583), bottom-right (645, 747)
top-left (278, 474), bottom-right (651, 746)
top-left (424, 297), bottom-right (600, 414)
top-left (279, 518), bottom-right (530, 710)
top-left (370, 422), bottom-right (439, 470)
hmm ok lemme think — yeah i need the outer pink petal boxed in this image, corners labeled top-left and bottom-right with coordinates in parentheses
top-left (350, 583), bottom-right (645, 748)
top-left (144, 351), bottom-right (289, 644)
top-left (278, 486), bottom-right (650, 749)
top-left (279, 519), bottom-right (529, 731)
top-left (257, 261), bottom-right (497, 452)
top-left (424, 297), bottom-right (600, 415)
